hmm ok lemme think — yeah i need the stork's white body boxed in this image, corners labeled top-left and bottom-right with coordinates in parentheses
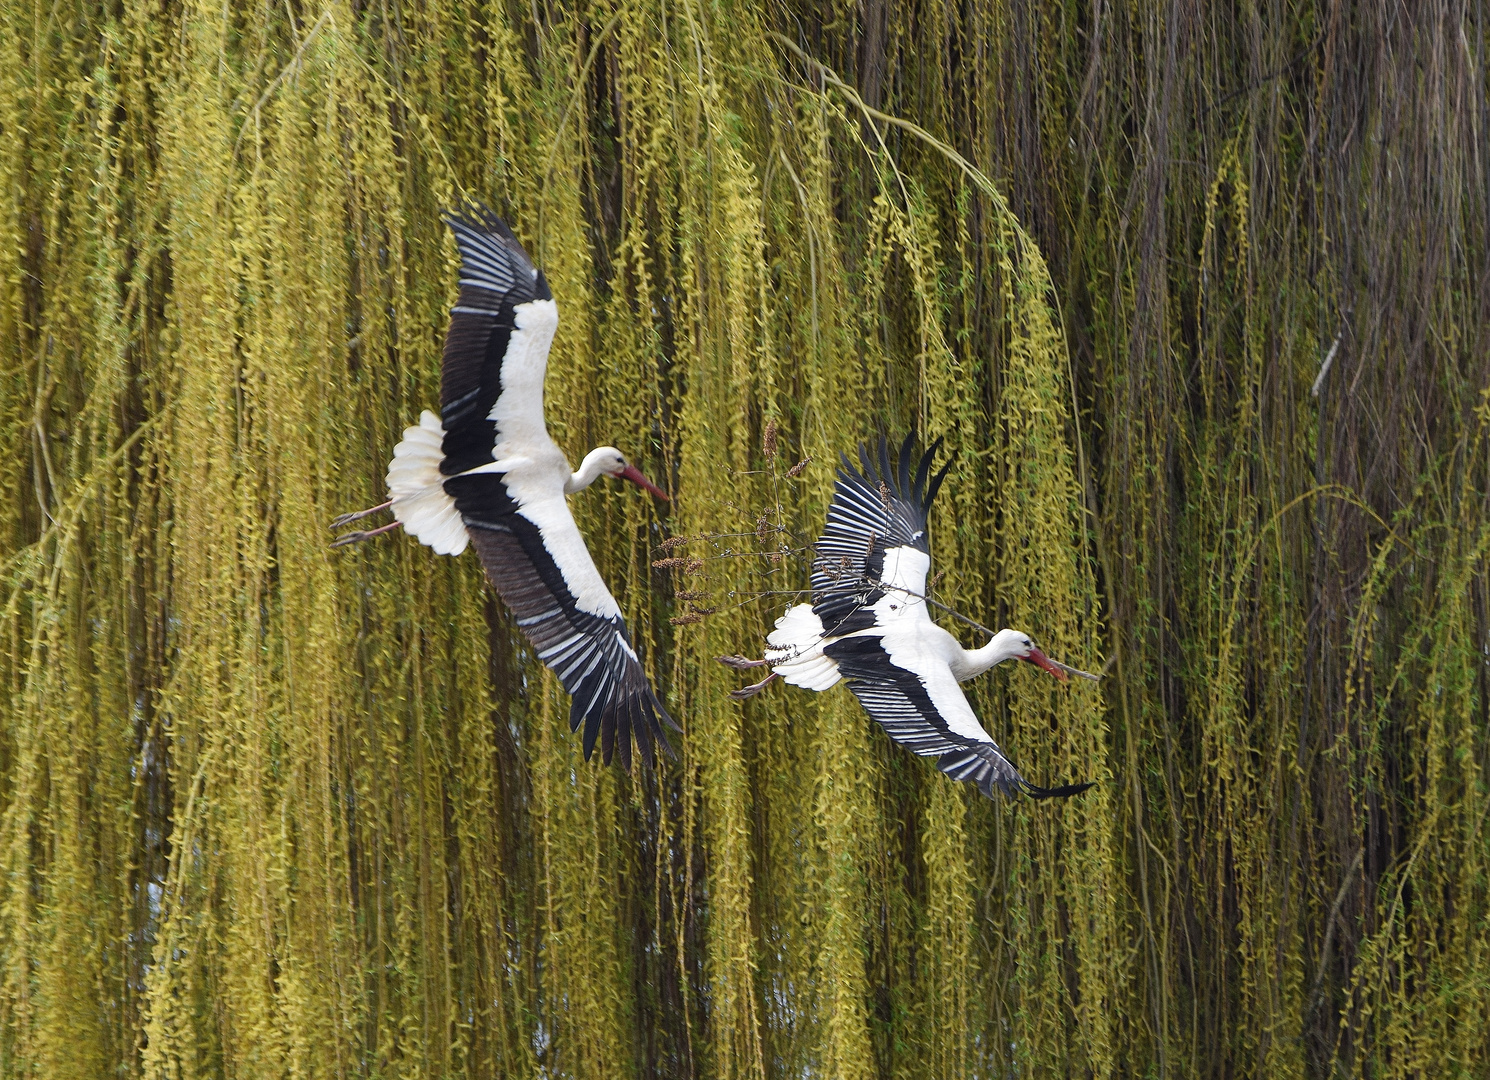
top-left (746, 436), bottom-right (1088, 800)
top-left (767, 551), bottom-right (1039, 750)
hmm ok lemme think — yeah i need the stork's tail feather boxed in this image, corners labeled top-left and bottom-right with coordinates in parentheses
top-left (765, 604), bottom-right (842, 691)
top-left (765, 603), bottom-right (823, 655)
top-left (388, 410), bottom-right (468, 555)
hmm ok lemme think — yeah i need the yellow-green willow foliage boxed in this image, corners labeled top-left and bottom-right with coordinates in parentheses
top-left (2, 0), bottom-right (1488, 1077)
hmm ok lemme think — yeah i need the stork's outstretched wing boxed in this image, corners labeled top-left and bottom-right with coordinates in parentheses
top-left (439, 204), bottom-right (559, 475)
top-left (437, 207), bottom-right (674, 768)
top-left (452, 484), bottom-right (675, 768)
top-left (825, 634), bottom-right (1089, 800)
top-left (810, 434), bottom-right (953, 636)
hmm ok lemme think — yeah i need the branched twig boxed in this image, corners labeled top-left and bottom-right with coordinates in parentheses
top-left (1308, 848), bottom-right (1365, 1016)
top-left (232, 8), bottom-right (335, 161)
top-left (854, 576), bottom-right (1105, 680)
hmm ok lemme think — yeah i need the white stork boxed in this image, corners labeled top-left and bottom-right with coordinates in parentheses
top-left (723, 435), bottom-right (1093, 799)
top-left (333, 204), bottom-right (676, 768)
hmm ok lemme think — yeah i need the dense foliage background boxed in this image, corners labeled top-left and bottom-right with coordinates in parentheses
top-left (3, 0), bottom-right (1488, 1076)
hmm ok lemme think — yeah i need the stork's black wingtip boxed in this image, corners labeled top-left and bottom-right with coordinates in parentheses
top-left (579, 710), bottom-right (602, 762)
top-left (1022, 779), bottom-right (1096, 800)
top-left (649, 710), bottom-right (681, 762)
top-left (632, 710), bottom-right (657, 771)
top-left (443, 198), bottom-right (512, 240)
top-left (441, 197), bottom-right (483, 228)
top-left (925, 454), bottom-right (955, 508)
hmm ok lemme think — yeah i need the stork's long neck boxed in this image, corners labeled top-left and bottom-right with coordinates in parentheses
top-left (953, 633), bottom-right (1024, 681)
top-left (564, 447), bottom-right (611, 494)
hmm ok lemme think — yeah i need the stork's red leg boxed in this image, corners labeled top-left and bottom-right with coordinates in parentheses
top-left (716, 654), bottom-right (770, 670)
top-left (728, 671), bottom-right (778, 700)
top-left (330, 520), bottom-right (402, 547)
top-left (331, 500), bottom-right (393, 529)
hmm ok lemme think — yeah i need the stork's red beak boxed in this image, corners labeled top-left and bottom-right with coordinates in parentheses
top-left (1025, 647), bottom-right (1069, 681)
top-left (618, 463), bottom-right (670, 501)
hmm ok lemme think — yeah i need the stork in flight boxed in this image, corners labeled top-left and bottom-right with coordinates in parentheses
top-left (333, 204), bottom-right (676, 768)
top-left (722, 435), bottom-right (1093, 800)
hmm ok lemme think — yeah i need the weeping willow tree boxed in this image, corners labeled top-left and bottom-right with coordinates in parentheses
top-left (2, 0), bottom-right (1488, 1076)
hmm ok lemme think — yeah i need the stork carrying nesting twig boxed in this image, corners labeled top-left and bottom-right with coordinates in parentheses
top-left (721, 435), bottom-right (1095, 800)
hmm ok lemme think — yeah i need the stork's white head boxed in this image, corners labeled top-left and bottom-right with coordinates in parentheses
top-left (570, 446), bottom-right (670, 500)
top-left (991, 628), bottom-right (1068, 681)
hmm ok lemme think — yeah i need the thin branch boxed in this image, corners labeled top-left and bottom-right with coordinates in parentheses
top-left (231, 8), bottom-right (334, 161)
top-left (538, 10), bottom-right (625, 246)
top-left (1308, 848), bottom-right (1365, 1015)
top-left (1311, 332), bottom-right (1343, 398)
